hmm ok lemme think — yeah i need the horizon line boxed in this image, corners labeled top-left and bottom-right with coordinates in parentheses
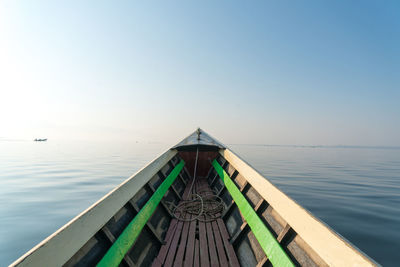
top-left (1, 138), bottom-right (400, 150)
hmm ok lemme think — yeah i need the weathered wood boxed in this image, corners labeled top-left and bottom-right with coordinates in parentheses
top-left (174, 215), bottom-right (191, 266)
top-left (100, 227), bottom-right (136, 267)
top-left (153, 179), bottom-right (193, 266)
top-left (256, 256), bottom-right (268, 267)
top-left (10, 130), bottom-right (378, 267)
top-left (182, 179), bottom-right (196, 267)
top-left (217, 185), bottom-right (226, 196)
top-left (154, 176), bottom-right (240, 267)
top-left (277, 224), bottom-right (291, 243)
top-left (205, 166), bottom-right (214, 182)
top-left (151, 220), bottom-right (178, 266)
top-left (230, 170), bottom-right (239, 181)
top-left (222, 200), bottom-right (235, 219)
top-left (230, 221), bottom-right (249, 246)
top-left (145, 183), bottom-right (173, 217)
top-left (216, 219), bottom-right (240, 267)
top-left (194, 239), bottom-right (200, 267)
top-left (221, 148), bottom-right (378, 266)
top-left (198, 221), bottom-right (210, 267)
top-left (212, 221), bottom-right (228, 267)
top-left (10, 149), bottom-right (177, 267)
top-left (206, 222), bottom-right (219, 267)
top-left (170, 184), bottom-right (183, 200)
top-left (221, 180), bottom-right (250, 220)
top-left (209, 173), bottom-right (219, 187)
top-left (229, 198), bottom-right (265, 246)
top-left (127, 200), bottom-right (165, 245)
top-left (178, 173), bottom-right (187, 185)
top-left (240, 181), bottom-right (250, 193)
top-left (164, 179), bottom-right (195, 267)
top-left (158, 169), bottom-right (183, 201)
top-left (178, 150), bottom-right (219, 178)
top-left (164, 221), bottom-right (184, 267)
top-left (195, 178), bottom-right (210, 267)
top-left (183, 217), bottom-right (197, 266)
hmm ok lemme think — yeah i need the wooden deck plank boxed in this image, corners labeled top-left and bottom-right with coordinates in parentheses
top-left (154, 177), bottom-right (240, 267)
top-left (163, 178), bottom-right (194, 267)
top-left (174, 214), bottom-right (191, 266)
top-left (151, 219), bottom-right (178, 266)
top-left (216, 219), bottom-right (240, 267)
top-left (196, 178), bottom-right (211, 267)
top-left (177, 178), bottom-right (198, 267)
top-left (211, 220), bottom-right (228, 267)
top-left (194, 239), bottom-right (200, 267)
top-left (153, 178), bottom-right (193, 266)
top-left (184, 218), bottom-right (197, 266)
top-left (206, 222), bottom-right (219, 267)
top-left (164, 220), bottom-right (184, 267)
top-left (199, 221), bottom-right (210, 267)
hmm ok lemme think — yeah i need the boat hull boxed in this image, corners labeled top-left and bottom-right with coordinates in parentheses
top-left (10, 129), bottom-right (377, 267)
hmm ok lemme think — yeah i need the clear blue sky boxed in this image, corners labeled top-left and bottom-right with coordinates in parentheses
top-left (0, 1), bottom-right (399, 145)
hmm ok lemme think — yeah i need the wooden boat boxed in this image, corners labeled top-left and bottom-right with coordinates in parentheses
top-left (11, 129), bottom-right (377, 267)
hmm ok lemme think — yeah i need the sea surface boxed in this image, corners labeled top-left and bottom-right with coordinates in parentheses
top-left (1, 140), bottom-right (399, 266)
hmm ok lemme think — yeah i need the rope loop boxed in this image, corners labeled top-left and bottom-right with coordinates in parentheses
top-left (165, 191), bottom-right (225, 222)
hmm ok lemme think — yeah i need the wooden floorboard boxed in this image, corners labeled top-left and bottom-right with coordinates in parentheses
top-left (153, 177), bottom-right (239, 267)
top-left (194, 239), bottom-right (200, 267)
top-left (206, 222), bottom-right (219, 267)
top-left (153, 179), bottom-right (192, 267)
top-left (174, 214), bottom-right (191, 266)
top-left (198, 220), bottom-right (210, 267)
top-left (163, 220), bottom-right (183, 267)
top-left (151, 220), bottom-right (178, 267)
top-left (182, 177), bottom-right (198, 266)
top-left (197, 178), bottom-right (210, 267)
top-left (212, 220), bottom-right (228, 267)
top-left (217, 218), bottom-right (240, 267)
top-left (183, 218), bottom-right (197, 266)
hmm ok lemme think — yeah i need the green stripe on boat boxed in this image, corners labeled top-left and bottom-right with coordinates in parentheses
top-left (212, 159), bottom-right (294, 267)
top-left (97, 159), bottom-right (185, 267)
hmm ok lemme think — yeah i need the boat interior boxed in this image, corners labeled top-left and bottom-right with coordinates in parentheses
top-left (64, 144), bottom-right (326, 267)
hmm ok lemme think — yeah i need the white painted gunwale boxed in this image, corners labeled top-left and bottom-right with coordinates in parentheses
top-left (221, 148), bottom-right (377, 267)
top-left (10, 149), bottom-right (177, 267)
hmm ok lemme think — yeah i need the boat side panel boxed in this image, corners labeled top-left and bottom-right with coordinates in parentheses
top-left (208, 156), bottom-right (325, 267)
top-left (178, 150), bottom-right (219, 177)
top-left (10, 149), bottom-right (177, 267)
top-left (212, 160), bottom-right (294, 267)
top-left (219, 149), bottom-right (376, 267)
top-left (124, 159), bottom-right (192, 267)
top-left (64, 155), bottom-right (190, 267)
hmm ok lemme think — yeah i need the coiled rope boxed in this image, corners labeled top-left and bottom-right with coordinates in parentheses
top-left (166, 191), bottom-right (225, 222)
top-left (166, 147), bottom-right (225, 222)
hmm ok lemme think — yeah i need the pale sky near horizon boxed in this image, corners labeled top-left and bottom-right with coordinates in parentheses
top-left (0, 1), bottom-right (399, 146)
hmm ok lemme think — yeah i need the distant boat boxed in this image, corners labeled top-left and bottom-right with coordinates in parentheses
top-left (34, 138), bottom-right (47, 142)
top-left (13, 129), bottom-right (376, 267)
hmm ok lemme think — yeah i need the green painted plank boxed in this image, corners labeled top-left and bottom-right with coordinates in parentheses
top-left (212, 160), bottom-right (294, 267)
top-left (97, 159), bottom-right (185, 267)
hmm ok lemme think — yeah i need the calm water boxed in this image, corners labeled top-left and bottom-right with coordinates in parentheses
top-left (1, 141), bottom-right (399, 266)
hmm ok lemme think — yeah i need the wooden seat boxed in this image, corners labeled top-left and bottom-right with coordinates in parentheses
top-left (152, 177), bottom-right (240, 267)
